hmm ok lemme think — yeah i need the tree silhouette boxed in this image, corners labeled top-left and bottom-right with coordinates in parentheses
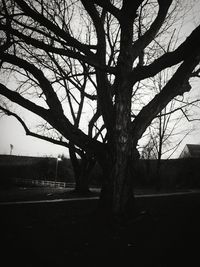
top-left (10, 144), bottom-right (13, 155)
top-left (0, 0), bottom-right (200, 222)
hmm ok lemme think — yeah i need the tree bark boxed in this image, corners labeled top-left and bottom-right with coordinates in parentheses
top-left (98, 146), bottom-right (140, 224)
top-left (97, 16), bottom-right (140, 223)
top-left (69, 144), bottom-right (95, 195)
top-left (75, 155), bottom-right (96, 195)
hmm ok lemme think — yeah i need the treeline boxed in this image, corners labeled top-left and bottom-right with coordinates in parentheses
top-left (0, 155), bottom-right (74, 186)
top-left (91, 158), bottom-right (200, 190)
top-left (135, 158), bottom-right (200, 189)
top-left (1, 155), bottom-right (200, 190)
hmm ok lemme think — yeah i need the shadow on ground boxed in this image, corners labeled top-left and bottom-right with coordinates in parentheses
top-left (0, 191), bottom-right (200, 266)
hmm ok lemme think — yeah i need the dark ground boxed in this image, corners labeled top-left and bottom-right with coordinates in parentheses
top-left (0, 187), bottom-right (200, 266)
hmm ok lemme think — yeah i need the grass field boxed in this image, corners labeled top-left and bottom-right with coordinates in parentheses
top-left (0, 183), bottom-right (196, 202)
top-left (1, 186), bottom-right (200, 266)
top-left (0, 185), bottom-right (100, 202)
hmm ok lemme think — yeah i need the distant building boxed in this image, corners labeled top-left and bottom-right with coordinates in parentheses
top-left (179, 144), bottom-right (200, 158)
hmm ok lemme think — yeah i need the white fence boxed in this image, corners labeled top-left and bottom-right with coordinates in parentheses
top-left (14, 178), bottom-right (71, 188)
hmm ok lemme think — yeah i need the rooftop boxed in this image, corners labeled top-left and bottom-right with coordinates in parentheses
top-left (186, 144), bottom-right (200, 157)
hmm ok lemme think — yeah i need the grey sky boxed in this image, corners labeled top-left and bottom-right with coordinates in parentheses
top-left (0, 0), bottom-right (200, 158)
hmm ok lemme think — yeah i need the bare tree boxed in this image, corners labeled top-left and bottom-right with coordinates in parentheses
top-left (140, 69), bottom-right (199, 189)
top-left (0, 0), bottom-right (200, 223)
top-left (10, 143), bottom-right (13, 155)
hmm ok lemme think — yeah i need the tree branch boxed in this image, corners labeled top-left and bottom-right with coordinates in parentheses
top-left (181, 108), bottom-right (200, 122)
top-left (130, 24), bottom-right (200, 83)
top-left (14, 0), bottom-right (94, 57)
top-left (0, 24), bottom-right (96, 66)
top-left (0, 83), bottom-right (49, 119)
top-left (0, 83), bottom-right (105, 157)
top-left (80, 1), bottom-right (114, 138)
top-left (0, 52), bottom-right (63, 113)
top-left (93, 0), bottom-right (121, 21)
top-left (88, 108), bottom-right (101, 138)
top-left (131, 0), bottom-right (172, 62)
top-left (0, 105), bottom-right (82, 155)
top-left (155, 99), bottom-right (200, 118)
top-left (131, 46), bottom-right (200, 142)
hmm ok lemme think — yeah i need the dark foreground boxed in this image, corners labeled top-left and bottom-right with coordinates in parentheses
top-left (1, 192), bottom-right (200, 267)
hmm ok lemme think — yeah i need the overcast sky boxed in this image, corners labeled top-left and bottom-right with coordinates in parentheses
top-left (0, 1), bottom-right (200, 158)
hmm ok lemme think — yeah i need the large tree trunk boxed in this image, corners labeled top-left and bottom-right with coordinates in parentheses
top-left (98, 146), bottom-right (139, 224)
top-left (69, 144), bottom-right (95, 195)
top-left (98, 17), bottom-right (139, 223)
top-left (155, 133), bottom-right (163, 191)
top-left (155, 157), bottom-right (162, 191)
top-left (75, 155), bottom-right (96, 195)
top-left (113, 147), bottom-right (139, 220)
top-left (98, 77), bottom-right (139, 223)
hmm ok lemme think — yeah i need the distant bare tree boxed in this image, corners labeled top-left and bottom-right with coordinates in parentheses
top-left (10, 144), bottom-right (13, 155)
top-left (140, 67), bottom-right (200, 189)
